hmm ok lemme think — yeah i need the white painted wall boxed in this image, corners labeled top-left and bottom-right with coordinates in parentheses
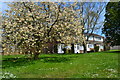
top-left (101, 38), bottom-right (104, 42)
top-left (94, 37), bottom-right (103, 42)
top-left (88, 36), bottom-right (94, 41)
top-left (85, 36), bottom-right (87, 39)
top-left (99, 45), bottom-right (104, 51)
top-left (74, 44), bottom-right (78, 53)
top-left (58, 44), bottom-right (64, 53)
top-left (74, 44), bottom-right (81, 53)
top-left (58, 44), bottom-right (82, 54)
top-left (87, 44), bottom-right (94, 51)
top-left (86, 44), bottom-right (90, 51)
top-left (79, 46), bottom-right (84, 50)
top-left (85, 36), bottom-right (93, 41)
top-left (58, 42), bottom-right (104, 53)
top-left (74, 44), bottom-right (84, 53)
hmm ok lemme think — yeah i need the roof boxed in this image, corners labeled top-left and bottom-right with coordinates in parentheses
top-left (84, 33), bottom-right (104, 38)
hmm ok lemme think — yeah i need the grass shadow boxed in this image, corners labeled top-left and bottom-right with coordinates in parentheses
top-left (105, 50), bottom-right (120, 54)
top-left (2, 57), bottom-right (35, 69)
top-left (40, 56), bottom-right (71, 63)
top-left (2, 55), bottom-right (76, 68)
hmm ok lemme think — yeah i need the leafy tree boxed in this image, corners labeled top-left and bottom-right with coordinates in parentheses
top-left (2, 2), bottom-right (84, 59)
top-left (103, 2), bottom-right (120, 46)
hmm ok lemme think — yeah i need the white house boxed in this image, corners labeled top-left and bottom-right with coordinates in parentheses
top-left (58, 33), bottom-right (104, 53)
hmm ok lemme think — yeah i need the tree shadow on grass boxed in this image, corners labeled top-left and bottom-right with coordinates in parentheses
top-left (2, 57), bottom-right (35, 69)
top-left (105, 50), bottom-right (120, 54)
top-left (2, 56), bottom-right (76, 68)
top-left (40, 56), bottom-right (71, 63)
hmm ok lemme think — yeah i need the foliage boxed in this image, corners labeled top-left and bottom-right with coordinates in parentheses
top-left (94, 46), bottom-right (99, 52)
top-left (103, 2), bottom-right (120, 46)
top-left (2, 2), bottom-right (84, 59)
top-left (2, 50), bottom-right (119, 78)
top-left (90, 48), bottom-right (94, 52)
top-left (104, 39), bottom-right (110, 51)
top-left (65, 49), bottom-right (71, 54)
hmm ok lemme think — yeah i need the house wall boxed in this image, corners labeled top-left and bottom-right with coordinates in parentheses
top-left (85, 36), bottom-right (94, 41)
top-left (74, 44), bottom-right (79, 53)
top-left (57, 34), bottom-right (104, 53)
top-left (88, 36), bottom-right (94, 41)
top-left (74, 44), bottom-right (84, 53)
top-left (74, 44), bottom-right (77, 53)
top-left (57, 43), bottom-right (104, 53)
top-left (58, 44), bottom-right (64, 53)
top-left (85, 35), bottom-right (103, 42)
top-left (87, 44), bottom-right (94, 51)
top-left (94, 37), bottom-right (103, 42)
top-left (99, 45), bottom-right (104, 51)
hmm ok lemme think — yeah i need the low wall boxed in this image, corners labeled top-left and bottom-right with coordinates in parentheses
top-left (110, 46), bottom-right (120, 50)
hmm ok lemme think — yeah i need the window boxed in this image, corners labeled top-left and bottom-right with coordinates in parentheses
top-left (88, 44), bottom-right (94, 48)
top-left (89, 36), bottom-right (93, 40)
top-left (77, 45), bottom-right (79, 49)
top-left (96, 37), bottom-right (101, 40)
top-left (100, 46), bottom-right (103, 49)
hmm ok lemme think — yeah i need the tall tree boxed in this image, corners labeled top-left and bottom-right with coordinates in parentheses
top-left (2, 2), bottom-right (84, 59)
top-left (103, 2), bottom-right (120, 46)
top-left (80, 2), bottom-right (107, 53)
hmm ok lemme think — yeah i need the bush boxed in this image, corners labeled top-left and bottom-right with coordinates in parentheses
top-left (62, 48), bottom-right (66, 54)
top-left (90, 49), bottom-right (95, 52)
top-left (62, 48), bottom-right (72, 54)
top-left (94, 46), bottom-right (99, 52)
top-left (104, 45), bottom-right (110, 51)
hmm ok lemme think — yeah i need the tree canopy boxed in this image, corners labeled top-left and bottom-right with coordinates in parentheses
top-left (2, 2), bottom-right (84, 59)
top-left (103, 2), bottom-right (120, 46)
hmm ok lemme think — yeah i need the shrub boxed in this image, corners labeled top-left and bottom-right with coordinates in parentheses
top-left (94, 46), bottom-right (99, 52)
top-left (62, 48), bottom-right (66, 54)
top-left (90, 49), bottom-right (95, 52)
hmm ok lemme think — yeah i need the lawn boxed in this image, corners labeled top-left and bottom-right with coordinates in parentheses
top-left (2, 50), bottom-right (119, 78)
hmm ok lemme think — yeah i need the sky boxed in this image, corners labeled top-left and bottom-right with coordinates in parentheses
top-left (0, 1), bottom-right (108, 37)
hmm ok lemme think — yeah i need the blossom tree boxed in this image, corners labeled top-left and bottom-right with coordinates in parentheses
top-left (2, 2), bottom-right (84, 59)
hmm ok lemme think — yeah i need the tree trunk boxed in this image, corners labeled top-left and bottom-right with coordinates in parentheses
top-left (83, 36), bottom-right (90, 53)
top-left (33, 53), bottom-right (39, 60)
top-left (2, 46), bottom-right (4, 55)
top-left (83, 42), bottom-right (87, 53)
top-left (54, 44), bottom-right (58, 53)
top-left (71, 44), bottom-right (74, 53)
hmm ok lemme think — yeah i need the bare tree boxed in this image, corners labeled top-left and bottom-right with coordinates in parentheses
top-left (81, 2), bottom-right (107, 53)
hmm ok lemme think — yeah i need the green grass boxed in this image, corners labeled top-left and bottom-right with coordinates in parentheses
top-left (2, 50), bottom-right (119, 78)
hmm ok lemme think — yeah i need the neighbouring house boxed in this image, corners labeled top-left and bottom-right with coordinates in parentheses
top-left (58, 33), bottom-right (104, 53)
top-left (110, 46), bottom-right (120, 50)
